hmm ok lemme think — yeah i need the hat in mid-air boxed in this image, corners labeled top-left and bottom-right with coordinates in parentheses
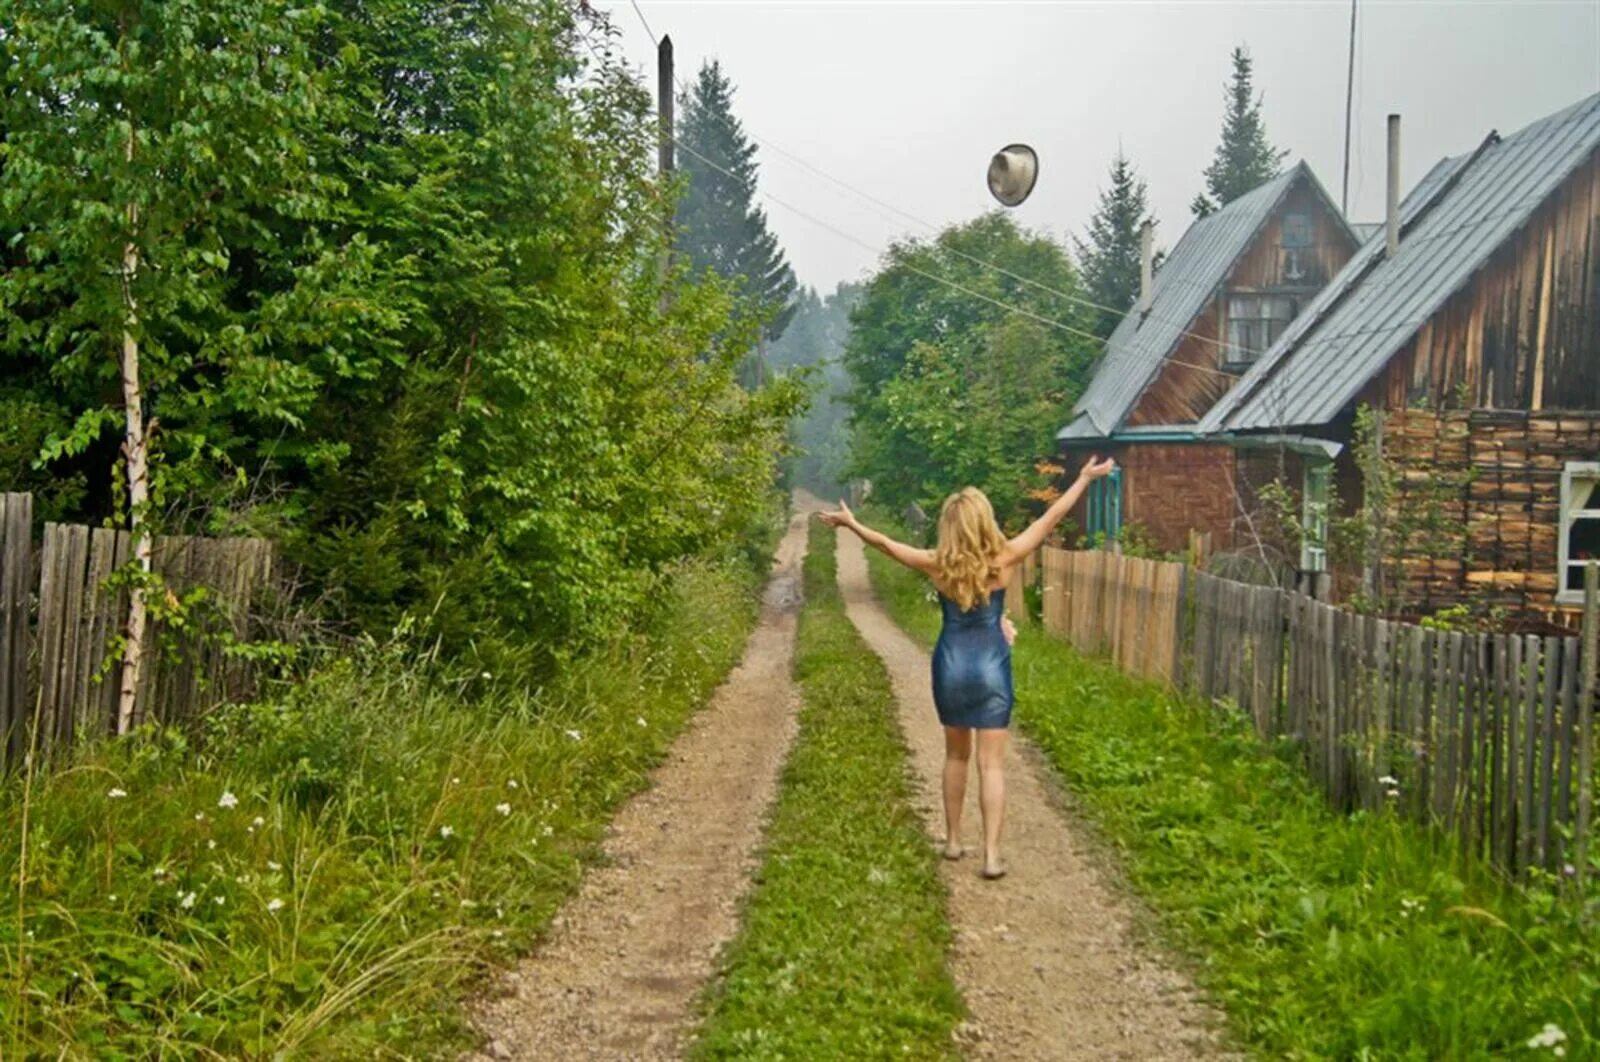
top-left (987, 144), bottom-right (1038, 207)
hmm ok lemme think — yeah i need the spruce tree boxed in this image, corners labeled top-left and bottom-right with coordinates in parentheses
top-left (1074, 151), bottom-right (1158, 339)
top-left (676, 61), bottom-right (798, 342)
top-left (1191, 47), bottom-right (1288, 218)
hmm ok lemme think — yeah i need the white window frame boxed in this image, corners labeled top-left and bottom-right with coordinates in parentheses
top-left (1301, 461), bottom-right (1331, 573)
top-left (1224, 293), bottom-right (1295, 370)
top-left (1558, 461), bottom-right (1600, 606)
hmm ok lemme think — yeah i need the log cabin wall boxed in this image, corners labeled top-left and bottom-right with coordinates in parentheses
top-left (1374, 149), bottom-right (1600, 412)
top-left (1128, 178), bottom-right (1361, 428)
top-left (1382, 408), bottom-right (1600, 632)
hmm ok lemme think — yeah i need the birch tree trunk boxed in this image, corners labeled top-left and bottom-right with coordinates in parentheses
top-left (116, 130), bottom-right (151, 736)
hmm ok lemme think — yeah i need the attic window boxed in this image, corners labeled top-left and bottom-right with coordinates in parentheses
top-left (1559, 462), bottom-right (1600, 605)
top-left (1224, 294), bottom-right (1294, 370)
top-left (1281, 212), bottom-right (1313, 249)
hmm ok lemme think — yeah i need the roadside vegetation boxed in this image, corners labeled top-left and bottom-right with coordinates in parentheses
top-left (693, 523), bottom-right (964, 1060)
top-left (1, 560), bottom-right (761, 1058)
top-left (865, 541), bottom-right (1597, 1059)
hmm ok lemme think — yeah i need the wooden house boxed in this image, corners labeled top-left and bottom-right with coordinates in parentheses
top-left (1200, 91), bottom-right (1600, 630)
top-left (1056, 162), bottom-right (1363, 553)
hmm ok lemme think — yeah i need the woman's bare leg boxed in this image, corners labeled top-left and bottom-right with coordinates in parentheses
top-left (942, 726), bottom-right (972, 858)
top-left (976, 727), bottom-right (1009, 877)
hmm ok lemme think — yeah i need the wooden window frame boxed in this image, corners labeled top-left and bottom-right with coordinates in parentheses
top-left (1558, 461), bottom-right (1600, 606)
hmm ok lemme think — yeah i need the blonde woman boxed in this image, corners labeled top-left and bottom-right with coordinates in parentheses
top-left (819, 457), bottom-right (1116, 879)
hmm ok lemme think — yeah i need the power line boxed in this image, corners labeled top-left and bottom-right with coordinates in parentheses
top-left (606, 1), bottom-right (1245, 381)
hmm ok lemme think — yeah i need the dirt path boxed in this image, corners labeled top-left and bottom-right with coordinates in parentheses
top-left (469, 505), bottom-right (812, 1061)
top-left (834, 530), bottom-right (1229, 1060)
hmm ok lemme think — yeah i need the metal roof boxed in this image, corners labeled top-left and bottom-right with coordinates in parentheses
top-left (1059, 162), bottom-right (1349, 442)
top-left (1202, 91), bottom-right (1600, 434)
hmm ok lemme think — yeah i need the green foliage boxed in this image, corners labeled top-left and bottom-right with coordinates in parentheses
top-left (676, 60), bottom-right (799, 346)
top-left (1191, 46), bottom-right (1288, 218)
top-left (2, 1), bottom-right (801, 662)
top-left (0, 559), bottom-right (759, 1057)
top-left (770, 284), bottom-right (862, 495)
top-left (866, 551), bottom-right (1598, 1060)
top-left (844, 214), bottom-right (1097, 528)
top-left (693, 522), bottom-right (963, 1060)
top-left (1074, 151), bottom-right (1162, 340)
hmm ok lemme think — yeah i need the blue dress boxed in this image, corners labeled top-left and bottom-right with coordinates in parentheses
top-left (931, 588), bottom-right (1013, 729)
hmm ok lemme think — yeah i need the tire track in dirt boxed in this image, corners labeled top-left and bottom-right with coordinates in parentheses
top-left (468, 504), bottom-right (813, 1060)
top-left (834, 529), bottom-right (1230, 1060)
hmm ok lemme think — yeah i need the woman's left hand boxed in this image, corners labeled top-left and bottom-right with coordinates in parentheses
top-left (1001, 616), bottom-right (1017, 646)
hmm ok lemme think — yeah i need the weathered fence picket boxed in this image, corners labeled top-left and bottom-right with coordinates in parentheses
top-left (1039, 545), bottom-right (1597, 880)
top-left (0, 496), bottom-right (277, 771)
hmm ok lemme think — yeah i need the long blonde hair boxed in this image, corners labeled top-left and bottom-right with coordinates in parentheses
top-left (934, 487), bottom-right (1006, 612)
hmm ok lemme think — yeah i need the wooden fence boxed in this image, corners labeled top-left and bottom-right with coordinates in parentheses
top-left (1040, 546), bottom-right (1596, 880)
top-left (0, 492), bottom-right (276, 769)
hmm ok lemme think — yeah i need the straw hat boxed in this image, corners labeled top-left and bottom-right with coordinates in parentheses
top-left (987, 144), bottom-right (1039, 207)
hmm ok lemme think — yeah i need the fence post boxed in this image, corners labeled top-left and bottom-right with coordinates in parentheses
top-left (1578, 562), bottom-right (1596, 893)
top-left (1, 494), bottom-right (33, 768)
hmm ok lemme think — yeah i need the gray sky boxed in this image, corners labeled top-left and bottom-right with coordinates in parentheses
top-left (597, 1), bottom-right (1600, 294)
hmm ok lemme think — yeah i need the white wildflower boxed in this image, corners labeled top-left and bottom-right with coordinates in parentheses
top-left (440, 825), bottom-right (455, 839)
top-left (492, 929), bottom-right (505, 940)
top-left (495, 803), bottom-right (512, 816)
top-left (106, 787), bottom-right (128, 799)
top-left (1385, 788), bottom-right (1401, 800)
top-left (207, 840), bottom-right (217, 850)
top-left (213, 895), bottom-right (225, 906)
top-left (153, 867), bottom-right (168, 879)
top-left (565, 729), bottom-right (582, 741)
top-left (267, 861), bottom-right (282, 872)
top-left (1528, 1024), bottom-right (1568, 1052)
top-left (1377, 775), bottom-right (1400, 787)
top-left (194, 813), bottom-right (206, 823)
top-left (481, 671), bottom-right (492, 680)
top-left (108, 895), bottom-right (118, 903)
top-left (267, 898), bottom-right (285, 913)
top-left (179, 891), bottom-right (196, 910)
top-left (541, 825), bottom-right (554, 837)
top-left (506, 779), bottom-right (519, 790)
top-left (251, 816), bottom-right (265, 829)
top-left (636, 716), bottom-right (647, 728)
top-left (218, 791), bottom-right (239, 810)
top-left (460, 899), bottom-right (477, 909)
top-left (451, 777), bottom-right (461, 786)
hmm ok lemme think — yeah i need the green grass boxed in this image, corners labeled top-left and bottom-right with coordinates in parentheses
top-left (865, 544), bottom-right (1598, 1061)
top-left (692, 522), bottom-right (964, 1060)
top-left (1, 558), bottom-right (761, 1059)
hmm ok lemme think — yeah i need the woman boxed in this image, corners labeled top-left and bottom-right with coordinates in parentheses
top-left (819, 457), bottom-right (1116, 879)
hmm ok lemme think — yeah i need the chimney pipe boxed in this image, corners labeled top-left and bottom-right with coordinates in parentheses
top-left (1138, 220), bottom-right (1154, 314)
top-left (1386, 113), bottom-right (1401, 258)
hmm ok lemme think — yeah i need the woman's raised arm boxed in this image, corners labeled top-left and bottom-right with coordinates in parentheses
top-left (999, 456), bottom-right (1116, 566)
top-left (816, 501), bottom-right (937, 574)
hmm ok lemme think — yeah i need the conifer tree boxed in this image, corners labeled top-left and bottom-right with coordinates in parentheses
top-left (676, 61), bottom-right (798, 342)
top-left (1074, 151), bottom-right (1158, 339)
top-left (1191, 47), bottom-right (1288, 218)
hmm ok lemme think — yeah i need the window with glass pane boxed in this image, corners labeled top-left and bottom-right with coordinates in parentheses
top-left (1086, 468), bottom-right (1123, 545)
top-left (1224, 294), bottom-right (1296, 368)
top-left (1301, 463), bottom-right (1330, 572)
top-left (1281, 212), bottom-right (1313, 249)
top-left (1560, 462), bottom-right (1600, 604)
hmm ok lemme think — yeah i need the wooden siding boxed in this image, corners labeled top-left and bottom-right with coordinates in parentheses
top-left (1128, 178), bottom-right (1360, 427)
top-left (1382, 408), bottom-right (1600, 631)
top-left (1375, 149), bottom-right (1600, 412)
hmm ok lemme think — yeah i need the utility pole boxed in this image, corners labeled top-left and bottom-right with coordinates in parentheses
top-left (1341, 0), bottom-right (1357, 216)
top-left (657, 34), bottom-right (674, 307)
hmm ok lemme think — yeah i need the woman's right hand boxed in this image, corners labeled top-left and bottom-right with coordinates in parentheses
top-left (816, 500), bottom-right (856, 529)
top-left (1078, 455), bottom-right (1117, 482)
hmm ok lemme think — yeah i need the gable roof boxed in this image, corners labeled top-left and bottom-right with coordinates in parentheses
top-left (1059, 162), bottom-right (1354, 442)
top-left (1202, 91), bottom-right (1600, 434)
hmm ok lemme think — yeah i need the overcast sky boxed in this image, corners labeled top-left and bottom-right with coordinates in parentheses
top-left (595, 1), bottom-right (1600, 294)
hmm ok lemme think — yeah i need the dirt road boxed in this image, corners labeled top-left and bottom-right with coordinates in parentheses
top-left (834, 529), bottom-right (1228, 1060)
top-left (469, 505), bottom-right (812, 1060)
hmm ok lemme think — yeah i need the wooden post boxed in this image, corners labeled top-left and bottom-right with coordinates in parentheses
top-left (1362, 408), bottom-right (1386, 607)
top-left (1578, 561), bottom-right (1596, 891)
top-left (657, 35), bottom-right (675, 306)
